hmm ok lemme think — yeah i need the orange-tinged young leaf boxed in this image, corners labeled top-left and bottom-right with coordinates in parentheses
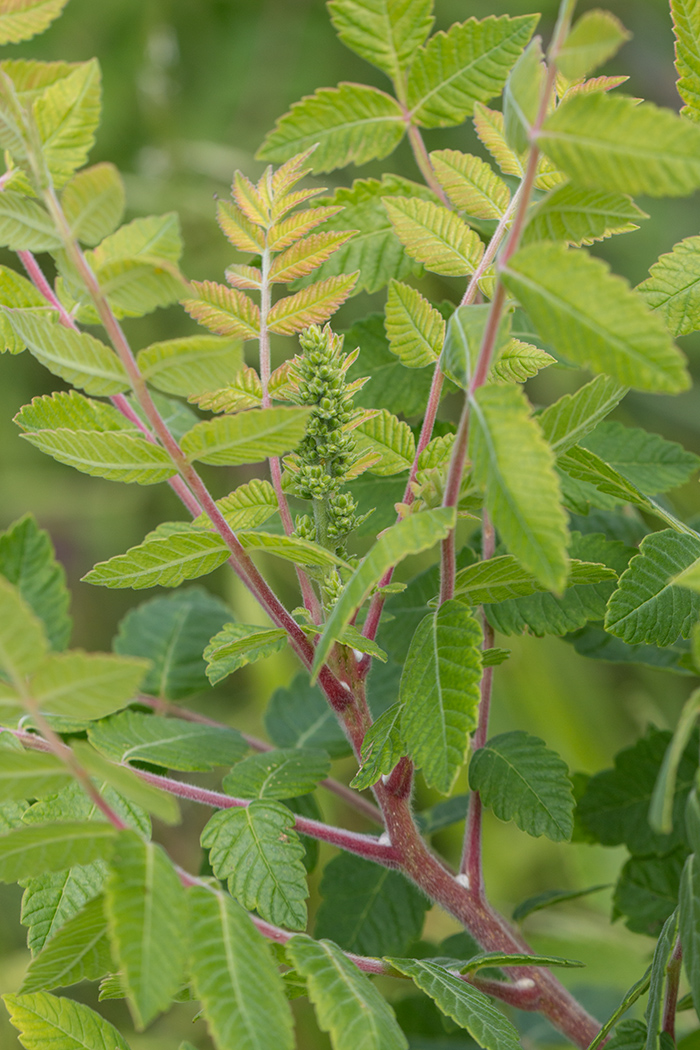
top-left (473, 102), bottom-right (525, 178)
top-left (233, 171), bottom-right (269, 227)
top-left (190, 366), bottom-right (263, 413)
top-left (430, 149), bottom-right (510, 219)
top-left (225, 263), bottom-right (262, 290)
top-left (563, 74), bottom-right (629, 98)
top-left (267, 273), bottom-right (358, 335)
top-left (270, 186), bottom-right (327, 222)
top-left (267, 205), bottom-right (344, 251)
top-left (269, 230), bottom-right (357, 283)
top-left (217, 200), bottom-right (265, 253)
top-left (270, 146), bottom-right (317, 199)
top-left (183, 281), bottom-right (261, 340)
top-left (269, 360), bottom-right (295, 400)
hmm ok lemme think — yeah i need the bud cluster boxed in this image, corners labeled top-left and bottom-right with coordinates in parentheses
top-left (287, 324), bottom-right (362, 552)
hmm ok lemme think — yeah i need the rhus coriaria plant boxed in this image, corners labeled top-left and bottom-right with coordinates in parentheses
top-left (5, 0), bottom-right (700, 1047)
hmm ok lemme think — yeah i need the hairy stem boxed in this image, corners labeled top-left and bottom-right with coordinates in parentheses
top-left (662, 937), bottom-right (683, 1042)
top-left (405, 122), bottom-right (450, 206)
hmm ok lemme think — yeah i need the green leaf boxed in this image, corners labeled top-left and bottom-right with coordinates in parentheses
top-left (345, 313), bottom-right (433, 417)
top-left (20, 895), bottom-right (111, 993)
top-left (681, 851), bottom-right (700, 1017)
top-left (523, 183), bottom-right (647, 248)
top-left (315, 853), bottom-right (429, 956)
top-left (137, 335), bottom-right (243, 398)
top-left (201, 801), bottom-right (308, 929)
top-left (88, 710), bottom-right (247, 771)
top-left (430, 149), bottom-right (510, 219)
top-left (327, 0), bottom-right (433, 82)
top-left (489, 338), bottom-right (554, 383)
top-left (605, 529), bottom-right (700, 646)
top-left (20, 428), bottom-right (177, 485)
top-left (0, 266), bottom-right (48, 354)
top-left (0, 192), bottom-right (60, 251)
top-left (0, 1), bottom-right (70, 44)
top-left (0, 575), bottom-right (49, 685)
top-left (83, 530), bottom-right (230, 590)
top-left (415, 793), bottom-right (470, 835)
top-left (105, 830), bottom-right (187, 1029)
top-left (287, 935), bottom-right (408, 1050)
top-left (4, 991), bottom-right (130, 1050)
top-left (400, 600), bottom-right (482, 794)
top-left (222, 748), bottom-right (330, 800)
top-left (455, 551), bottom-right (616, 605)
top-left (204, 624), bottom-right (287, 685)
top-left (459, 951), bottom-right (583, 974)
top-left (537, 375), bottom-right (627, 455)
top-left (578, 727), bottom-right (698, 855)
top-left (384, 197), bottom-right (484, 277)
top-left (441, 303), bottom-right (511, 390)
top-left (4, 310), bottom-right (129, 396)
top-left (72, 742), bottom-right (180, 826)
top-left (312, 507), bottom-right (456, 678)
top-left (385, 958), bottom-right (521, 1050)
top-left (484, 532), bottom-right (629, 638)
top-left (192, 479), bottom-right (278, 533)
top-left (406, 14), bottom-right (539, 128)
top-left (582, 422), bottom-right (700, 495)
top-left (29, 651), bottom-right (147, 720)
top-left (307, 176), bottom-right (430, 294)
top-left (113, 588), bottom-right (232, 699)
top-left (0, 822), bottom-right (116, 884)
top-left (350, 703), bottom-right (405, 790)
top-left (557, 10), bottom-right (631, 81)
top-left (355, 409), bottom-right (415, 475)
top-left (469, 731), bottom-right (574, 841)
top-left (258, 83), bottom-right (405, 173)
top-left (0, 514), bottom-right (71, 651)
top-left (646, 911), bottom-right (679, 1050)
top-left (538, 92), bottom-right (700, 198)
top-left (672, 0), bottom-right (700, 122)
top-left (0, 751), bottom-right (71, 802)
top-left (265, 674), bottom-right (353, 759)
top-left (15, 390), bottom-right (135, 435)
top-left (188, 887), bottom-right (294, 1050)
top-left (504, 38), bottom-right (544, 154)
top-left (385, 279), bottom-right (444, 368)
top-left (21, 863), bottom-right (107, 956)
top-left (470, 383), bottom-right (569, 591)
top-left (512, 883), bottom-right (610, 923)
top-left (34, 59), bottom-right (101, 187)
top-left (614, 851), bottom-right (684, 936)
top-left (238, 530), bottom-right (349, 570)
top-left (61, 162), bottom-right (125, 246)
top-left (181, 406), bottom-right (311, 466)
top-left (665, 701), bottom-right (700, 838)
top-left (501, 242), bottom-right (690, 394)
top-left (557, 444), bottom-right (652, 512)
top-left (638, 236), bottom-right (700, 338)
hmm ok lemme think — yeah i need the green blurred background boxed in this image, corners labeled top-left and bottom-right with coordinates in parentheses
top-left (1, 0), bottom-right (700, 1047)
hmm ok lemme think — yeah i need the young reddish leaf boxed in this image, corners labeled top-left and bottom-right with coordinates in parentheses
top-left (216, 199), bottom-right (265, 253)
top-left (269, 230), bottom-right (357, 283)
top-left (267, 272), bottom-right (358, 334)
top-left (183, 280), bottom-right (260, 340)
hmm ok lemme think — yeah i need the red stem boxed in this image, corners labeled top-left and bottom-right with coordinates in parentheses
top-left (662, 937), bottom-right (683, 1042)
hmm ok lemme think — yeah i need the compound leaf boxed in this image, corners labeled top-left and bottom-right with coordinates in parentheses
top-left (188, 886), bottom-right (294, 1050)
top-left (286, 935), bottom-right (407, 1050)
top-left (201, 802), bottom-right (308, 929)
top-left (400, 600), bottom-right (482, 794)
top-left (469, 731), bottom-right (574, 841)
top-left (258, 83), bottom-right (405, 172)
top-left (105, 830), bottom-right (187, 1029)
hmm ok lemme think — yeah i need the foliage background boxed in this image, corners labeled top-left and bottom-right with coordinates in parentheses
top-left (0, 0), bottom-right (699, 1047)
